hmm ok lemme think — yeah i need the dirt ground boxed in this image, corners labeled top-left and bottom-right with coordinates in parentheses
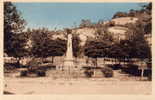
top-left (4, 70), bottom-right (151, 95)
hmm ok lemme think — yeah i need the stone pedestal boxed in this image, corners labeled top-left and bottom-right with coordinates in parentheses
top-left (63, 29), bottom-right (78, 79)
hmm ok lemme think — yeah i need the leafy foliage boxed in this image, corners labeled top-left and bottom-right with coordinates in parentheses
top-left (84, 31), bottom-right (114, 66)
top-left (72, 34), bottom-right (81, 57)
top-left (4, 2), bottom-right (27, 57)
top-left (112, 12), bottom-right (128, 19)
top-left (79, 19), bottom-right (94, 28)
top-left (113, 3), bottom-right (152, 34)
top-left (84, 69), bottom-right (94, 78)
top-left (113, 3), bottom-right (152, 18)
top-left (101, 67), bottom-right (113, 77)
top-left (124, 21), bottom-right (151, 59)
top-left (30, 28), bottom-right (67, 60)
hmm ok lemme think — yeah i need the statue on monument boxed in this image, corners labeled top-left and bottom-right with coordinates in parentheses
top-left (63, 28), bottom-right (74, 71)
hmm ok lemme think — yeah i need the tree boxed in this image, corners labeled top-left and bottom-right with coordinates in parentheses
top-left (50, 38), bottom-right (67, 63)
top-left (79, 19), bottom-right (93, 28)
top-left (72, 34), bottom-right (81, 58)
top-left (84, 35), bottom-right (113, 67)
top-left (84, 26), bottom-right (115, 67)
top-left (95, 28), bottom-right (114, 58)
top-left (31, 28), bottom-right (67, 64)
top-left (122, 3), bottom-right (152, 60)
top-left (127, 3), bottom-right (152, 34)
top-left (142, 2), bottom-right (152, 15)
top-left (112, 12), bottom-right (128, 19)
top-left (4, 2), bottom-right (27, 67)
top-left (128, 9), bottom-right (137, 17)
top-left (125, 21), bottom-right (151, 60)
top-left (120, 27), bottom-right (151, 78)
top-left (4, 2), bottom-right (26, 52)
top-left (118, 40), bottom-right (133, 62)
top-left (84, 40), bottom-right (102, 67)
top-left (141, 3), bottom-right (152, 34)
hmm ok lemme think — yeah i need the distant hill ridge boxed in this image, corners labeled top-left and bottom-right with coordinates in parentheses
top-left (71, 17), bottom-right (138, 46)
top-left (53, 3), bottom-right (151, 46)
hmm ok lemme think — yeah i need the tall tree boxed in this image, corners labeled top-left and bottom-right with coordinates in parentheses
top-left (141, 3), bottom-right (152, 34)
top-left (84, 40), bottom-right (102, 67)
top-left (125, 21), bottom-right (151, 60)
top-left (79, 19), bottom-right (93, 28)
top-left (112, 12), bottom-right (128, 19)
top-left (72, 34), bottom-right (81, 58)
top-left (84, 33), bottom-right (113, 67)
top-left (31, 28), bottom-right (67, 64)
top-left (4, 2), bottom-right (27, 67)
top-left (4, 2), bottom-right (26, 53)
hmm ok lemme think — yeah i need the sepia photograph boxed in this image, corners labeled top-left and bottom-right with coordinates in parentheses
top-left (3, 2), bottom-right (152, 95)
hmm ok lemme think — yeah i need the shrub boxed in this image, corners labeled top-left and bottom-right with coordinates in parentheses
top-left (143, 69), bottom-right (152, 80)
top-left (36, 70), bottom-right (46, 77)
top-left (4, 63), bottom-right (17, 73)
top-left (20, 70), bottom-right (28, 77)
top-left (143, 69), bottom-right (151, 76)
top-left (147, 73), bottom-right (152, 81)
top-left (101, 67), bottom-right (113, 77)
top-left (121, 64), bottom-right (139, 76)
top-left (27, 59), bottom-right (40, 72)
top-left (50, 65), bottom-right (56, 70)
top-left (84, 69), bottom-right (94, 78)
top-left (82, 66), bottom-right (92, 70)
top-left (4, 91), bottom-right (14, 94)
top-left (107, 64), bottom-right (122, 70)
top-left (38, 65), bottom-right (56, 71)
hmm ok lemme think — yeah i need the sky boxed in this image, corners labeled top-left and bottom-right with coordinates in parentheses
top-left (14, 2), bottom-right (147, 30)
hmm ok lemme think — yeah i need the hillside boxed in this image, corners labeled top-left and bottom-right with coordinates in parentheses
top-left (111, 17), bottom-right (138, 25)
top-left (71, 17), bottom-right (138, 46)
top-left (50, 3), bottom-right (152, 46)
top-left (71, 3), bottom-right (152, 45)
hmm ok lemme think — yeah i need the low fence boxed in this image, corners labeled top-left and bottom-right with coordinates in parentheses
top-left (4, 56), bottom-right (150, 70)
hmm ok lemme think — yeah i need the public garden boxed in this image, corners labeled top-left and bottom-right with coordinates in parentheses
top-left (4, 2), bottom-right (152, 94)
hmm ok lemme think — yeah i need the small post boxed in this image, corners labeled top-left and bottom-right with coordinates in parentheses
top-left (141, 69), bottom-right (144, 80)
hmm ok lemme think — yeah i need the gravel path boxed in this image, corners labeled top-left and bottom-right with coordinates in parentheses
top-left (4, 74), bottom-right (151, 95)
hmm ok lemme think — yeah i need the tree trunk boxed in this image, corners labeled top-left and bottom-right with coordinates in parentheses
top-left (41, 57), bottom-right (44, 63)
top-left (75, 57), bottom-right (78, 67)
top-left (118, 58), bottom-right (121, 65)
top-left (141, 69), bottom-right (144, 79)
top-left (51, 56), bottom-right (54, 64)
top-left (141, 60), bottom-right (144, 79)
top-left (124, 58), bottom-right (125, 65)
top-left (103, 57), bottom-right (105, 65)
top-left (86, 57), bottom-right (89, 64)
top-left (95, 58), bottom-right (98, 67)
top-left (17, 57), bottom-right (21, 68)
top-left (115, 58), bottom-right (117, 64)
